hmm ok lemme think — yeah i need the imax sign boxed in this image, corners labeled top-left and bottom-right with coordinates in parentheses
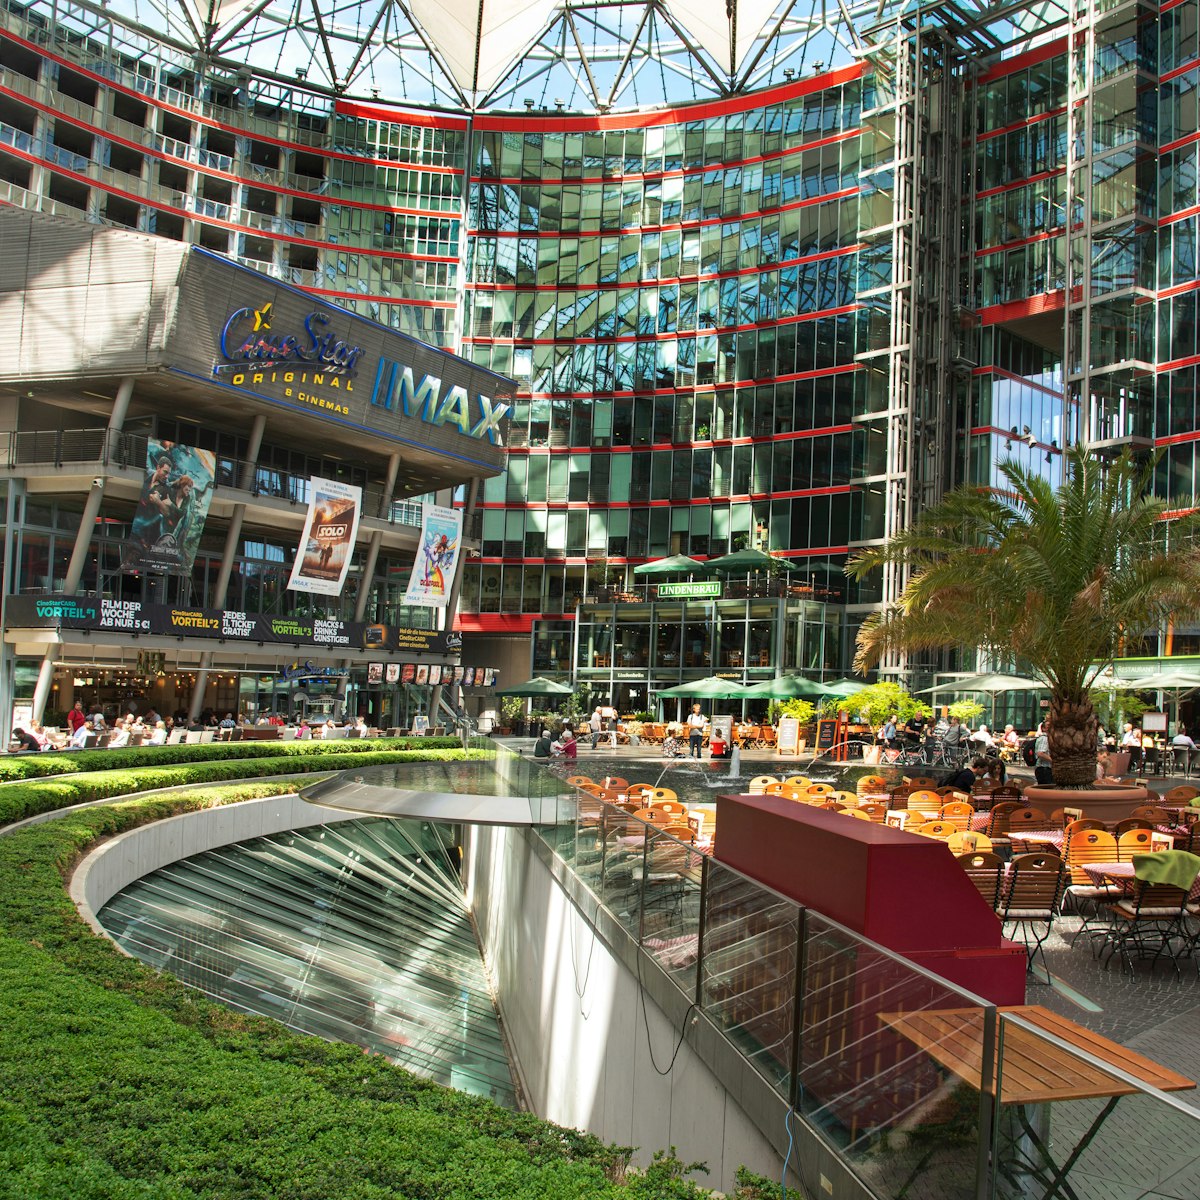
top-left (370, 357), bottom-right (511, 444)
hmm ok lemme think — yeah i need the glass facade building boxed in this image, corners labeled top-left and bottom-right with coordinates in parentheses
top-left (0, 0), bottom-right (1197, 693)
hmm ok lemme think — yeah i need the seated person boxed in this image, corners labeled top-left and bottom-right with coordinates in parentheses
top-left (533, 728), bottom-right (553, 758)
top-left (68, 720), bottom-right (91, 749)
top-left (12, 725), bottom-right (46, 752)
top-left (218, 713), bottom-right (237, 730)
top-left (945, 757), bottom-right (987, 793)
top-left (661, 723), bottom-right (684, 758)
top-left (551, 729), bottom-right (577, 759)
top-left (107, 719), bottom-right (132, 749)
top-left (146, 720), bottom-right (168, 746)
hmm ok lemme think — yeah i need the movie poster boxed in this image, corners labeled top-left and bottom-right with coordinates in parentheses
top-left (385, 663), bottom-right (400, 684)
top-left (428, 665), bottom-right (442, 686)
top-left (404, 503), bottom-right (463, 609)
top-left (123, 439), bottom-right (216, 573)
top-left (367, 663), bottom-right (383, 685)
top-left (288, 477), bottom-right (362, 596)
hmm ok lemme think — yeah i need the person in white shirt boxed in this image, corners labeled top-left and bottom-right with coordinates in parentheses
top-left (147, 720), bottom-right (167, 746)
top-left (589, 707), bottom-right (603, 750)
top-left (686, 704), bottom-right (707, 759)
top-left (107, 719), bottom-right (131, 749)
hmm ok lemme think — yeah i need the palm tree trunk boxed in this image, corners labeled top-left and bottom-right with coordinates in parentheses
top-left (1047, 689), bottom-right (1098, 788)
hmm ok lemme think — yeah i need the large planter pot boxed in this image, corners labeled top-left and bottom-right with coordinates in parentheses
top-left (1021, 781), bottom-right (1151, 822)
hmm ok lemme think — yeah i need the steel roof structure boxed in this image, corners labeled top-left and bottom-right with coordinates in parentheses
top-left (30, 0), bottom-right (1070, 114)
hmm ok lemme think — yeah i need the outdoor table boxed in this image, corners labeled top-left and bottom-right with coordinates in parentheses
top-left (881, 1004), bottom-right (1195, 1200)
top-left (1080, 860), bottom-right (1200, 901)
top-left (1011, 829), bottom-right (1065, 850)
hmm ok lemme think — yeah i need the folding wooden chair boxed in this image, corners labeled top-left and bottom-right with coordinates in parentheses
top-left (947, 831), bottom-right (993, 855)
top-left (999, 853), bottom-right (1068, 975)
top-left (938, 801), bottom-right (974, 831)
top-left (1099, 881), bottom-right (1193, 976)
top-left (956, 850), bottom-right (1004, 909)
top-left (1116, 828), bottom-right (1154, 860)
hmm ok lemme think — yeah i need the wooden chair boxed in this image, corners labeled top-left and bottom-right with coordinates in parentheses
top-left (625, 783), bottom-right (656, 802)
top-left (948, 831), bottom-right (993, 855)
top-left (748, 775), bottom-right (779, 794)
top-left (1007, 807), bottom-right (1050, 836)
top-left (758, 727), bottom-right (777, 749)
top-left (1063, 818), bottom-right (1106, 838)
top-left (857, 802), bottom-right (888, 823)
top-left (841, 806), bottom-right (873, 820)
top-left (634, 807), bottom-right (671, 824)
top-left (936, 786), bottom-right (971, 800)
top-left (648, 787), bottom-right (678, 804)
top-left (763, 781), bottom-right (788, 795)
top-left (907, 789), bottom-right (942, 817)
top-left (656, 799), bottom-right (687, 817)
top-left (914, 820), bottom-right (956, 838)
top-left (805, 783), bottom-right (834, 796)
top-left (1112, 818), bottom-right (1153, 837)
top-left (1131, 805), bottom-right (1172, 823)
top-left (985, 801), bottom-right (1023, 838)
top-left (830, 790), bottom-right (860, 807)
top-left (566, 775), bottom-right (595, 788)
top-left (957, 850), bottom-right (1004, 908)
top-left (602, 776), bottom-right (630, 791)
top-left (907, 776), bottom-right (938, 788)
top-left (856, 774), bottom-right (890, 798)
top-left (999, 853), bottom-right (1068, 974)
top-left (987, 784), bottom-right (1025, 805)
top-left (939, 801), bottom-right (975, 831)
top-left (1163, 785), bottom-right (1200, 804)
top-left (783, 776), bottom-right (812, 788)
top-left (1099, 880), bottom-right (1194, 975)
top-left (1116, 828), bottom-right (1154, 860)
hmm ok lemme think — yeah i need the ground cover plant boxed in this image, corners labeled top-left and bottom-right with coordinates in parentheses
top-left (0, 747), bottom-right (486, 826)
top-left (0, 765), bottom-right (784, 1197)
top-left (0, 736), bottom-right (461, 783)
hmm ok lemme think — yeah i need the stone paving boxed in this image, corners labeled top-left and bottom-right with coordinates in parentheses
top-left (511, 737), bottom-right (1200, 1111)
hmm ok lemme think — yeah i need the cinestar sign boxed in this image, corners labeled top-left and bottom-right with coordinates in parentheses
top-left (370, 357), bottom-right (511, 444)
top-left (217, 302), bottom-right (365, 373)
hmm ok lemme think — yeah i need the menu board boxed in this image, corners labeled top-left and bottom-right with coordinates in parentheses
top-left (816, 719), bottom-right (838, 752)
top-left (776, 716), bottom-right (801, 756)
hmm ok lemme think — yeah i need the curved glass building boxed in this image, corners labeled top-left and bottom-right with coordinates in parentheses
top-left (0, 0), bottom-right (1192, 702)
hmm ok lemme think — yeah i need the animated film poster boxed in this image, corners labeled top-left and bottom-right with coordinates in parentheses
top-left (287, 477), bottom-right (362, 596)
top-left (123, 439), bottom-right (216, 573)
top-left (404, 503), bottom-right (463, 609)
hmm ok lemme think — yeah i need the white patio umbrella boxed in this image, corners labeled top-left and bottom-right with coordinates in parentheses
top-left (916, 672), bottom-right (1045, 727)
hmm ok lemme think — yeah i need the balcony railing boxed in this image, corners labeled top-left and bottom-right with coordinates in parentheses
top-left (1, 429), bottom-right (421, 529)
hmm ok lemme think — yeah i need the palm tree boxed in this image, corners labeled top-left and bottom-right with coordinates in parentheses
top-left (848, 447), bottom-right (1200, 788)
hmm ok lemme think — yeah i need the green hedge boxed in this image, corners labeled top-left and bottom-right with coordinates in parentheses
top-left (0, 736), bottom-right (462, 783)
top-left (0, 779), bottom-right (737, 1198)
top-left (0, 748), bottom-right (490, 826)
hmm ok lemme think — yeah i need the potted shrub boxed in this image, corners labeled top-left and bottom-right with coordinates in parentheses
top-left (496, 696), bottom-right (523, 736)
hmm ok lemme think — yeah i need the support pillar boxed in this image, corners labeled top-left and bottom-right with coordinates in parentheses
top-left (189, 414), bottom-right (267, 723)
top-left (430, 478), bottom-right (480, 743)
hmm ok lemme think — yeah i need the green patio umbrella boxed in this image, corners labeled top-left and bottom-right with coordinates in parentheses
top-left (817, 678), bottom-right (867, 699)
top-left (740, 674), bottom-right (827, 699)
top-left (632, 554), bottom-right (709, 576)
top-left (493, 677), bottom-right (575, 697)
top-left (658, 677), bottom-right (747, 699)
top-left (705, 548), bottom-right (787, 574)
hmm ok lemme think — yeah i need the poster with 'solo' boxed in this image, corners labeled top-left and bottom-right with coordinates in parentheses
top-left (287, 477), bottom-right (362, 596)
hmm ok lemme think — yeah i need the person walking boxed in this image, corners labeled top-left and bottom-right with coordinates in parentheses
top-left (589, 706), bottom-right (603, 750)
top-left (1034, 722), bottom-right (1053, 785)
top-left (686, 703), bottom-right (707, 759)
top-left (67, 700), bottom-right (87, 736)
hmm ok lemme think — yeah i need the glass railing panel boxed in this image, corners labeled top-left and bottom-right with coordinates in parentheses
top-left (797, 911), bottom-right (986, 1200)
top-left (699, 858), bottom-right (799, 1098)
top-left (992, 1012), bottom-right (1200, 1200)
top-left (638, 830), bottom-right (705, 1000)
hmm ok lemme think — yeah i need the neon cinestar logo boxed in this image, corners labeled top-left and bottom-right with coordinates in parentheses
top-left (217, 302), bottom-right (364, 373)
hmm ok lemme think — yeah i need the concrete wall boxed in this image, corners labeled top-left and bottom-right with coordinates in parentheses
top-left (464, 822), bottom-right (785, 1195)
top-left (70, 794), bottom-right (349, 934)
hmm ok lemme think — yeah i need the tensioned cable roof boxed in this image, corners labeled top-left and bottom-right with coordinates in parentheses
top-left (25, 0), bottom-right (1069, 114)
